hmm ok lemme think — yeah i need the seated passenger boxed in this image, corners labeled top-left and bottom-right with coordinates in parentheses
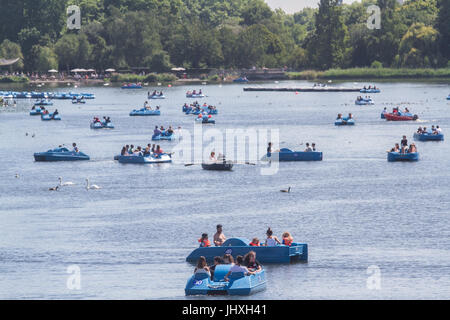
top-left (304, 143), bottom-right (312, 152)
top-left (249, 238), bottom-right (260, 247)
top-left (143, 144), bottom-right (151, 156)
top-left (154, 145), bottom-right (163, 157)
top-left (336, 113), bottom-right (342, 120)
top-left (72, 143), bottom-right (79, 153)
top-left (224, 256), bottom-right (254, 281)
top-left (198, 233), bottom-right (211, 247)
top-left (348, 113), bottom-right (353, 119)
top-left (265, 228), bottom-right (281, 246)
top-left (167, 126), bottom-right (174, 136)
top-left (209, 151), bottom-right (217, 162)
top-left (153, 126), bottom-right (161, 136)
top-left (243, 251), bottom-right (262, 272)
top-left (222, 254), bottom-right (234, 265)
top-left (121, 146), bottom-right (128, 156)
top-left (312, 143), bottom-right (316, 151)
top-left (408, 143), bottom-right (417, 153)
top-left (209, 256), bottom-right (223, 280)
top-left (401, 135), bottom-right (408, 147)
top-left (194, 256), bottom-right (210, 277)
top-left (436, 125), bottom-right (442, 133)
top-left (282, 232), bottom-right (294, 246)
top-left (417, 127), bottom-right (423, 134)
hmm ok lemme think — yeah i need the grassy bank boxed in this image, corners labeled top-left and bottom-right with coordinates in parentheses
top-left (0, 75), bottom-right (29, 83)
top-left (109, 73), bottom-right (177, 83)
top-left (287, 68), bottom-right (450, 80)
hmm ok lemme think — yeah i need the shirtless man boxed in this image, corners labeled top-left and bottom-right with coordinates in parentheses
top-left (214, 224), bottom-right (226, 247)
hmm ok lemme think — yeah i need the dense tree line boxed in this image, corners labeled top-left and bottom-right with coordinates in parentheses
top-left (0, 0), bottom-right (448, 72)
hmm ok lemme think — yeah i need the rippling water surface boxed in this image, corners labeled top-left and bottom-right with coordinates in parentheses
top-left (1, 81), bottom-right (450, 299)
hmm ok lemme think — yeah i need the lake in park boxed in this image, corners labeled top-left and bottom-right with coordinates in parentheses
top-left (1, 80), bottom-right (450, 299)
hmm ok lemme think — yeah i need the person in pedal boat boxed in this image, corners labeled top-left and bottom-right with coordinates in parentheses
top-left (265, 228), bottom-right (281, 246)
top-left (214, 224), bottom-right (226, 246)
top-left (198, 233), bottom-right (211, 247)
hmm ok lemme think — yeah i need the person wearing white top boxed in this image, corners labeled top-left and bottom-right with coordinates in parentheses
top-left (224, 256), bottom-right (254, 281)
top-left (265, 227), bottom-right (281, 246)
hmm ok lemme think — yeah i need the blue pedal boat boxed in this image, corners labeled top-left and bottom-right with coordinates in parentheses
top-left (413, 132), bottom-right (444, 141)
top-left (185, 265), bottom-right (266, 296)
top-left (335, 118), bottom-right (355, 126)
top-left (355, 98), bottom-right (374, 105)
top-left (186, 93), bottom-right (205, 98)
top-left (117, 154), bottom-right (172, 164)
top-left (152, 134), bottom-right (176, 141)
top-left (29, 108), bottom-right (43, 116)
top-left (121, 84), bottom-right (142, 89)
top-left (34, 147), bottom-right (90, 161)
top-left (34, 100), bottom-right (53, 106)
top-left (129, 108), bottom-right (161, 116)
top-left (186, 238), bottom-right (308, 263)
top-left (196, 117), bottom-right (215, 124)
top-left (447, 95), bottom-right (450, 100)
top-left (148, 95), bottom-right (165, 99)
top-left (262, 148), bottom-right (323, 162)
top-left (90, 121), bottom-right (114, 129)
top-left (72, 99), bottom-right (86, 104)
top-left (233, 77), bottom-right (249, 83)
top-left (41, 113), bottom-right (61, 121)
top-left (387, 152), bottom-right (419, 162)
top-left (360, 88), bottom-right (380, 93)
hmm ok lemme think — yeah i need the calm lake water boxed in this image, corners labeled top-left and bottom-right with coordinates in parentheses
top-left (1, 80), bottom-right (450, 299)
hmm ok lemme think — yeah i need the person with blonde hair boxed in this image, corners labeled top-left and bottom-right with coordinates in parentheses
top-left (282, 232), bottom-right (294, 246)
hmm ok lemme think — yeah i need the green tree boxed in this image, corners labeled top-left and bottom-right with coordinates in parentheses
top-left (30, 45), bottom-right (58, 72)
top-left (308, 0), bottom-right (349, 69)
top-left (0, 39), bottom-right (24, 70)
top-left (437, 0), bottom-right (450, 60)
top-left (399, 23), bottom-right (439, 67)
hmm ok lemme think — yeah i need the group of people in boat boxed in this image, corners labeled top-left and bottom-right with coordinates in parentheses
top-left (416, 125), bottom-right (442, 135)
top-left (92, 116), bottom-right (111, 124)
top-left (194, 252), bottom-right (262, 281)
top-left (194, 225), bottom-right (294, 280)
top-left (390, 135), bottom-right (417, 154)
top-left (198, 225), bottom-right (294, 248)
top-left (148, 91), bottom-right (164, 97)
top-left (362, 85), bottom-right (378, 90)
top-left (72, 96), bottom-right (85, 102)
top-left (208, 151), bottom-right (227, 163)
top-left (120, 144), bottom-right (165, 157)
top-left (336, 113), bottom-right (353, 120)
top-left (392, 107), bottom-right (410, 115)
top-left (183, 101), bottom-right (217, 113)
top-left (356, 96), bottom-right (372, 101)
top-left (153, 125), bottom-right (175, 137)
top-left (143, 101), bottom-right (160, 110)
top-left (266, 142), bottom-right (317, 153)
top-left (186, 89), bottom-right (203, 96)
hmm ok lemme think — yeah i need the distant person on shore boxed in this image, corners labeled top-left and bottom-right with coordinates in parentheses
top-left (214, 224), bottom-right (226, 246)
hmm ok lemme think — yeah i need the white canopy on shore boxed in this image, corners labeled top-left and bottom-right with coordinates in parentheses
top-left (171, 67), bottom-right (186, 71)
top-left (105, 68), bottom-right (116, 72)
top-left (48, 69), bottom-right (58, 73)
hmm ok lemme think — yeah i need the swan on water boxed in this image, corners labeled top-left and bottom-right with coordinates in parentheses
top-left (59, 177), bottom-right (75, 186)
top-left (86, 178), bottom-right (101, 190)
top-left (280, 187), bottom-right (291, 193)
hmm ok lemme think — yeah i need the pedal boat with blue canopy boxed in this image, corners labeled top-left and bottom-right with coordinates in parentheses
top-left (129, 108), bottom-right (160, 116)
top-left (90, 121), bottom-right (114, 129)
top-left (34, 147), bottom-right (90, 161)
top-left (413, 132), bottom-right (444, 141)
top-left (355, 98), bottom-right (374, 105)
top-left (41, 113), bottom-right (61, 121)
top-left (185, 265), bottom-right (266, 296)
top-left (117, 154), bottom-right (172, 164)
top-left (34, 99), bottom-right (53, 106)
top-left (335, 117), bottom-right (355, 126)
top-left (387, 152), bottom-right (419, 162)
top-left (360, 88), bottom-right (380, 93)
top-left (262, 148), bottom-right (322, 162)
top-left (152, 133), bottom-right (176, 141)
top-left (148, 94), bottom-right (165, 99)
top-left (30, 107), bottom-right (44, 116)
top-left (186, 238), bottom-right (308, 264)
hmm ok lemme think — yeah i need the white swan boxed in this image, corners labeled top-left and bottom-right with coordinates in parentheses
top-left (86, 178), bottom-right (101, 190)
top-left (59, 177), bottom-right (75, 186)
